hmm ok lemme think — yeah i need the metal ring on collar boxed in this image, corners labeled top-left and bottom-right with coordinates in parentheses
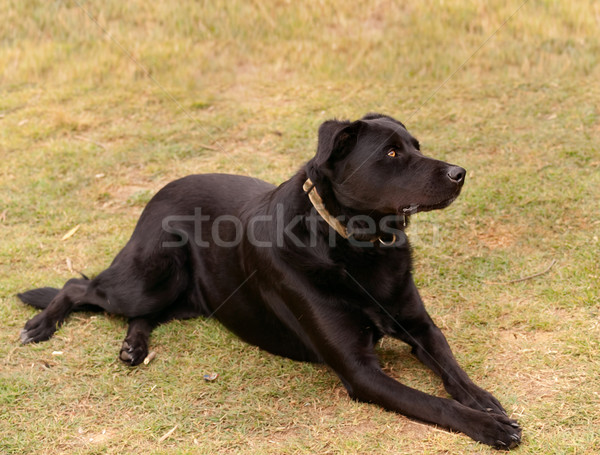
top-left (378, 234), bottom-right (397, 246)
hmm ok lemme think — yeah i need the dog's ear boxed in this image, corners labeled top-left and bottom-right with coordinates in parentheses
top-left (361, 112), bottom-right (406, 130)
top-left (314, 119), bottom-right (362, 167)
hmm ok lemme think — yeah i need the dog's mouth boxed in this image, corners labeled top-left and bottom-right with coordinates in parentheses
top-left (399, 193), bottom-right (460, 215)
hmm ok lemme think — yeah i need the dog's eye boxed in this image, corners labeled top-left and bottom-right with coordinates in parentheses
top-left (387, 149), bottom-right (397, 158)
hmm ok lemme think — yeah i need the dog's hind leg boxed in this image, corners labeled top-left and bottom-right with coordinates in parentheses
top-left (119, 317), bottom-right (159, 366)
top-left (118, 295), bottom-right (201, 366)
top-left (20, 278), bottom-right (93, 344)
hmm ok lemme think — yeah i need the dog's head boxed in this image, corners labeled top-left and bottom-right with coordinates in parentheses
top-left (306, 113), bottom-right (465, 216)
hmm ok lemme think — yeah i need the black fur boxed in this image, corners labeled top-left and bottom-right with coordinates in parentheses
top-left (18, 287), bottom-right (60, 309)
top-left (18, 113), bottom-right (520, 448)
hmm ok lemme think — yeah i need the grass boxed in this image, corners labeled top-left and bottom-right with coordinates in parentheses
top-left (1, 0), bottom-right (599, 453)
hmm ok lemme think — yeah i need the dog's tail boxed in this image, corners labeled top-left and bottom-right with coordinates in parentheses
top-left (17, 274), bottom-right (100, 311)
top-left (17, 287), bottom-right (61, 309)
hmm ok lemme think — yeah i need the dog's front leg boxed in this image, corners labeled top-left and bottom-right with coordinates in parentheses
top-left (307, 306), bottom-right (520, 448)
top-left (393, 278), bottom-right (512, 416)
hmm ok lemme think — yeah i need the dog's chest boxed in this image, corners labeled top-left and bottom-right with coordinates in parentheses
top-left (339, 250), bottom-right (413, 334)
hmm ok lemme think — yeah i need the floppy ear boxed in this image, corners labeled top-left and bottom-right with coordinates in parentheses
top-left (314, 119), bottom-right (362, 166)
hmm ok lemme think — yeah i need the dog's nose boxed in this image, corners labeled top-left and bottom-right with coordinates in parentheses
top-left (447, 166), bottom-right (466, 184)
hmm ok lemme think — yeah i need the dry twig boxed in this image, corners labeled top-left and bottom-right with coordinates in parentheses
top-left (158, 425), bottom-right (178, 442)
top-left (485, 259), bottom-right (557, 285)
top-left (74, 134), bottom-right (108, 150)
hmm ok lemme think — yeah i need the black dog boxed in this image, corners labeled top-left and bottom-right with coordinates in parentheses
top-left (19, 113), bottom-right (521, 448)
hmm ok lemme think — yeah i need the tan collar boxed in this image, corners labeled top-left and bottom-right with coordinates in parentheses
top-left (303, 178), bottom-right (349, 238)
top-left (303, 178), bottom-right (399, 245)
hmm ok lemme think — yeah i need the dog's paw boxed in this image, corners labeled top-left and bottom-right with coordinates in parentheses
top-left (119, 339), bottom-right (148, 366)
top-left (452, 383), bottom-right (508, 416)
top-left (466, 411), bottom-right (521, 450)
top-left (20, 313), bottom-right (59, 344)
